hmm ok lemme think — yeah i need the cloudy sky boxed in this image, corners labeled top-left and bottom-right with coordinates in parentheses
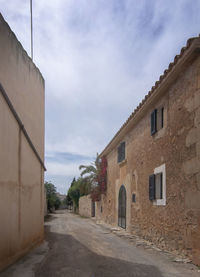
top-left (1, 0), bottom-right (200, 194)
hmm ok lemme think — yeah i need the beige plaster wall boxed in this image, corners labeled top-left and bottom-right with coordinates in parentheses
top-left (0, 92), bottom-right (20, 267)
top-left (79, 195), bottom-right (92, 218)
top-left (95, 200), bottom-right (102, 222)
top-left (98, 55), bottom-right (200, 264)
top-left (0, 14), bottom-right (44, 271)
top-left (0, 14), bottom-right (44, 158)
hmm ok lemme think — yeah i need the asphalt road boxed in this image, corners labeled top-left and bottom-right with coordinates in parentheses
top-left (1, 210), bottom-right (200, 277)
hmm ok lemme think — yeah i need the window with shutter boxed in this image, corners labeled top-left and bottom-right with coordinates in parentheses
top-left (151, 164), bottom-right (166, 206)
top-left (149, 174), bottom-right (155, 200)
top-left (155, 173), bottom-right (163, 199)
top-left (151, 109), bottom-right (157, 135)
top-left (121, 142), bottom-right (125, 161)
top-left (117, 145), bottom-right (121, 163)
top-left (161, 107), bottom-right (164, 128)
top-left (117, 142), bottom-right (126, 163)
top-left (151, 107), bottom-right (164, 135)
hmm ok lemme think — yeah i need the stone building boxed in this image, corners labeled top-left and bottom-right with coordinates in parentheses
top-left (97, 36), bottom-right (200, 265)
top-left (79, 195), bottom-right (95, 218)
top-left (0, 14), bottom-right (45, 271)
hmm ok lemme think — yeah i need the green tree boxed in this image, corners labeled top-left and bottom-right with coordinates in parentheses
top-left (70, 177), bottom-right (76, 187)
top-left (45, 181), bottom-right (61, 211)
top-left (65, 178), bottom-right (76, 209)
top-left (54, 197), bottom-right (61, 209)
top-left (66, 155), bottom-right (101, 211)
top-left (79, 176), bottom-right (90, 196)
top-left (78, 154), bottom-right (102, 202)
top-left (68, 178), bottom-right (80, 209)
top-left (67, 176), bottom-right (90, 210)
top-left (64, 194), bottom-right (73, 207)
top-left (79, 153), bottom-right (100, 188)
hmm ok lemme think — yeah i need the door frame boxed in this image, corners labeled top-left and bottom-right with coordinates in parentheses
top-left (118, 185), bottom-right (126, 229)
top-left (91, 201), bottom-right (95, 217)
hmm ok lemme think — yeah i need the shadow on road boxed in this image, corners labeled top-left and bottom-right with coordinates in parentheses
top-left (35, 224), bottom-right (163, 277)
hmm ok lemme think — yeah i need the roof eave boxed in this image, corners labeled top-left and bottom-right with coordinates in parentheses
top-left (100, 38), bottom-right (200, 158)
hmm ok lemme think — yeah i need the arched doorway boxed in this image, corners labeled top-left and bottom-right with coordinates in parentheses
top-left (118, 185), bottom-right (126, 229)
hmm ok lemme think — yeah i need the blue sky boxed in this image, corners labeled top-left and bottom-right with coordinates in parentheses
top-left (1, 0), bottom-right (200, 194)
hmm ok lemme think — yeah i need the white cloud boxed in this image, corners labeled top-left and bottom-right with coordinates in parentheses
top-left (1, 0), bottom-right (200, 192)
top-left (46, 161), bottom-right (83, 177)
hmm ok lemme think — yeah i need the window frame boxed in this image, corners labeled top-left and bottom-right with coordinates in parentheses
top-left (151, 109), bottom-right (157, 135)
top-left (117, 141), bottom-right (126, 163)
top-left (155, 172), bottom-right (163, 200)
top-left (151, 107), bottom-right (164, 135)
top-left (153, 163), bottom-right (166, 206)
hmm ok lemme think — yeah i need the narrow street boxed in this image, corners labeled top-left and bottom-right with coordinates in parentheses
top-left (1, 210), bottom-right (200, 277)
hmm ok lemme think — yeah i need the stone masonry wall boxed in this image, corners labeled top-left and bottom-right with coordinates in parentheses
top-left (79, 195), bottom-right (92, 218)
top-left (98, 55), bottom-right (200, 265)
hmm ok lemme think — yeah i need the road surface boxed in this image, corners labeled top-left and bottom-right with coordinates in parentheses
top-left (1, 210), bottom-right (200, 277)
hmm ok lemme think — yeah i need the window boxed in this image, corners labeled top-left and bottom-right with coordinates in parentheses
top-left (149, 173), bottom-right (163, 201)
top-left (132, 193), bottom-right (136, 203)
top-left (149, 174), bottom-right (156, 200)
top-left (155, 173), bottom-right (163, 199)
top-left (149, 164), bottom-right (166, 206)
top-left (151, 107), bottom-right (164, 135)
top-left (151, 109), bottom-right (157, 135)
top-left (118, 142), bottom-right (125, 163)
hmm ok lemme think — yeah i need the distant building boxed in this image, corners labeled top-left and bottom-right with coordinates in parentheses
top-left (56, 193), bottom-right (67, 209)
top-left (0, 14), bottom-right (45, 271)
top-left (96, 36), bottom-right (200, 265)
top-left (56, 193), bottom-right (66, 203)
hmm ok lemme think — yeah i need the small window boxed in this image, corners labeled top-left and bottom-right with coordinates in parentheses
top-left (151, 107), bottom-right (164, 135)
top-left (132, 193), bottom-right (136, 203)
top-left (149, 174), bottom-right (155, 200)
top-left (151, 110), bottom-right (157, 135)
top-left (118, 142), bottom-right (125, 163)
top-left (149, 173), bottom-right (163, 200)
top-left (155, 173), bottom-right (163, 199)
top-left (161, 107), bottom-right (164, 128)
top-left (149, 164), bottom-right (166, 206)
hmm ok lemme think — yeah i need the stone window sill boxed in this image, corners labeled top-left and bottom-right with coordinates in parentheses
top-left (118, 159), bottom-right (127, 167)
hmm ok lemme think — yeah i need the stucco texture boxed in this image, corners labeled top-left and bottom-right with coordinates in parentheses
top-left (79, 195), bottom-right (92, 218)
top-left (0, 14), bottom-right (45, 271)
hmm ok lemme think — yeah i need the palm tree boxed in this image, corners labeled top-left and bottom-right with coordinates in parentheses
top-left (79, 154), bottom-right (100, 188)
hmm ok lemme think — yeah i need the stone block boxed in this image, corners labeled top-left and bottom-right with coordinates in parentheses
top-left (186, 128), bottom-right (198, 147)
top-left (184, 90), bottom-right (200, 112)
top-left (192, 249), bottom-right (200, 265)
top-left (197, 142), bottom-right (200, 157)
top-left (185, 191), bottom-right (200, 209)
top-left (183, 157), bottom-right (200, 175)
top-left (197, 173), bottom-right (200, 190)
top-left (197, 69), bottom-right (200, 89)
top-left (194, 107), bottom-right (200, 127)
top-left (191, 228), bottom-right (200, 249)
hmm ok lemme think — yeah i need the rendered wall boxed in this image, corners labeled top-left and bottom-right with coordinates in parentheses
top-left (98, 55), bottom-right (200, 264)
top-left (0, 14), bottom-right (44, 158)
top-left (79, 195), bottom-right (92, 218)
top-left (0, 14), bottom-right (45, 271)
